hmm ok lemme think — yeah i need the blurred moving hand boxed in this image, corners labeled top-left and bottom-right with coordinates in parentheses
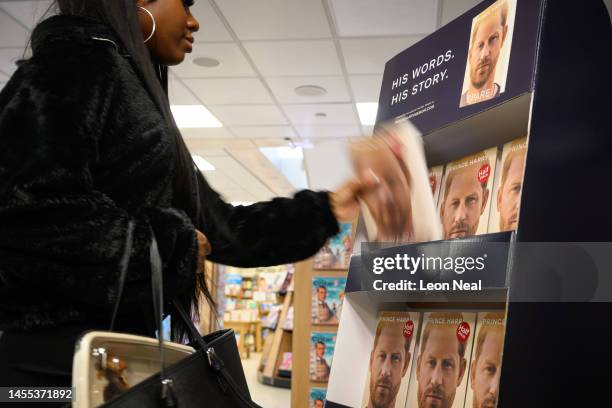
top-left (350, 130), bottom-right (413, 241)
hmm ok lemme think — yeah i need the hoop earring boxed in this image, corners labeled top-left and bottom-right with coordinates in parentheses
top-left (137, 6), bottom-right (156, 43)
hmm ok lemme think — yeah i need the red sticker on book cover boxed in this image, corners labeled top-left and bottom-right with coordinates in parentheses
top-left (457, 321), bottom-right (471, 342)
top-left (478, 163), bottom-right (491, 183)
top-left (403, 320), bottom-right (414, 339)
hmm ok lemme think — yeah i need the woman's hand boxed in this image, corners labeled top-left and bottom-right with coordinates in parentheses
top-left (348, 133), bottom-right (414, 241)
top-left (195, 229), bottom-right (211, 272)
top-left (330, 169), bottom-right (380, 222)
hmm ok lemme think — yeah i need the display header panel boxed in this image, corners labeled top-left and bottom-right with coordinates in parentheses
top-left (376, 0), bottom-right (541, 134)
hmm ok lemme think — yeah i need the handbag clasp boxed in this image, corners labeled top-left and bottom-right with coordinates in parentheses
top-left (206, 347), bottom-right (224, 371)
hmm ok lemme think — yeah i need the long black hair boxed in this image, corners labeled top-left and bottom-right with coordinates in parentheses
top-left (50, 0), bottom-right (214, 340)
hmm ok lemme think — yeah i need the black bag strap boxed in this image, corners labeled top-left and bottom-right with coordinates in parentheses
top-left (110, 220), bottom-right (135, 331)
top-left (109, 222), bottom-right (177, 406)
top-left (172, 301), bottom-right (262, 408)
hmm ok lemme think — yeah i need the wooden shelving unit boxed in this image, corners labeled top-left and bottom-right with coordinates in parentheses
top-left (292, 249), bottom-right (352, 406)
top-left (257, 286), bottom-right (294, 388)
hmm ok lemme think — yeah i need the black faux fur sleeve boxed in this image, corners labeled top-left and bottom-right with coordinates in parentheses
top-left (196, 172), bottom-right (340, 267)
top-left (0, 52), bottom-right (197, 308)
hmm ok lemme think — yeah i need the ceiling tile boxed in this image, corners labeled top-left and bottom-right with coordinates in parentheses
top-left (180, 127), bottom-right (234, 139)
top-left (0, 10), bottom-right (30, 47)
top-left (218, 189), bottom-right (259, 202)
top-left (251, 138), bottom-right (295, 147)
top-left (207, 155), bottom-right (275, 198)
top-left (170, 43), bottom-right (255, 78)
top-left (188, 0), bottom-right (233, 42)
top-left (227, 148), bottom-right (295, 196)
top-left (168, 79), bottom-right (200, 105)
top-left (215, 0), bottom-right (331, 40)
top-left (266, 76), bottom-right (350, 104)
top-left (331, 0), bottom-right (438, 36)
top-left (0, 48), bottom-right (24, 77)
top-left (191, 148), bottom-right (229, 157)
top-left (341, 38), bottom-right (420, 74)
top-left (362, 125), bottom-right (375, 137)
top-left (440, 0), bottom-right (481, 27)
top-left (186, 139), bottom-right (256, 150)
top-left (296, 125), bottom-right (362, 139)
top-left (244, 41), bottom-right (342, 76)
top-left (209, 105), bottom-right (288, 126)
top-left (230, 126), bottom-right (296, 139)
top-left (283, 104), bottom-right (358, 126)
top-left (349, 75), bottom-right (383, 102)
top-left (183, 78), bottom-right (273, 105)
top-left (202, 170), bottom-right (241, 190)
top-left (0, 1), bottom-right (52, 29)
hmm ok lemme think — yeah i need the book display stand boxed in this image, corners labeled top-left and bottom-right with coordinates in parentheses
top-left (324, 1), bottom-right (612, 407)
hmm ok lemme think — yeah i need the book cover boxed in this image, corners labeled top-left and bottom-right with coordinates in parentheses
top-left (405, 311), bottom-right (477, 408)
top-left (464, 311), bottom-right (506, 408)
top-left (429, 165), bottom-right (445, 207)
top-left (278, 351), bottom-right (293, 378)
top-left (459, 0), bottom-right (517, 108)
top-left (351, 120), bottom-right (442, 245)
top-left (314, 222), bottom-right (354, 269)
top-left (310, 388), bottom-right (327, 408)
top-left (309, 332), bottom-right (337, 382)
top-left (488, 137), bottom-right (527, 233)
top-left (361, 311), bottom-right (421, 408)
top-left (311, 277), bottom-right (347, 325)
top-left (438, 147), bottom-right (498, 239)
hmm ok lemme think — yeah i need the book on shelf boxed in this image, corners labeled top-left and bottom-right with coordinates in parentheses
top-left (464, 311), bottom-right (506, 408)
top-left (487, 136), bottom-right (527, 233)
top-left (429, 165), bottom-right (445, 208)
top-left (309, 388), bottom-right (327, 408)
top-left (405, 311), bottom-right (477, 408)
top-left (360, 311), bottom-right (420, 408)
top-left (313, 222), bottom-right (354, 269)
top-left (278, 352), bottom-right (293, 378)
top-left (311, 277), bottom-right (347, 326)
top-left (309, 332), bottom-right (337, 382)
top-left (438, 147), bottom-right (499, 239)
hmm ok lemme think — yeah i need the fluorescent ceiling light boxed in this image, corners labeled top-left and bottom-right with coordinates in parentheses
top-left (276, 146), bottom-right (304, 159)
top-left (171, 105), bottom-right (222, 128)
top-left (356, 102), bottom-right (378, 126)
top-left (231, 201), bottom-right (254, 206)
top-left (192, 155), bottom-right (215, 171)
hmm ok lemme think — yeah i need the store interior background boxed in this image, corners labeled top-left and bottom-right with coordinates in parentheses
top-left (0, 1), bottom-right (610, 407)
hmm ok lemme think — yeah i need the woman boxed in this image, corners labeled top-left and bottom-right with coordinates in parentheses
top-left (0, 0), bottom-right (384, 389)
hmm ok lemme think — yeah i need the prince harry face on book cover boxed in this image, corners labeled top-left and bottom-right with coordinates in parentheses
top-left (366, 316), bottom-right (412, 408)
top-left (415, 313), bottom-right (468, 408)
top-left (460, 0), bottom-right (512, 107)
top-left (440, 161), bottom-right (490, 239)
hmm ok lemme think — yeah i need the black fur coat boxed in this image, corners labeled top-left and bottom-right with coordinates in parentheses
top-left (0, 16), bottom-right (339, 332)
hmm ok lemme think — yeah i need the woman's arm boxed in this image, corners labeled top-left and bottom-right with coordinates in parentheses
top-left (196, 170), bottom-right (338, 267)
top-left (195, 170), bottom-right (373, 268)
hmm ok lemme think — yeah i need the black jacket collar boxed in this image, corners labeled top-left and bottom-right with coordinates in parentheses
top-left (31, 15), bottom-right (121, 55)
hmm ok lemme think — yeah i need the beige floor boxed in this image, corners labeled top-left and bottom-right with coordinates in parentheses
top-left (243, 352), bottom-right (291, 408)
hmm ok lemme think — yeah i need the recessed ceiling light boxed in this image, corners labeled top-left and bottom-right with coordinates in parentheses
top-left (192, 155), bottom-right (216, 171)
top-left (294, 85), bottom-right (327, 97)
top-left (170, 105), bottom-right (222, 128)
top-left (315, 112), bottom-right (327, 118)
top-left (193, 57), bottom-right (221, 68)
top-left (356, 102), bottom-right (379, 126)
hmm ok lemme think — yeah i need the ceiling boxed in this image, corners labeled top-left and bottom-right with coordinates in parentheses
top-left (8, 0), bottom-right (586, 203)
